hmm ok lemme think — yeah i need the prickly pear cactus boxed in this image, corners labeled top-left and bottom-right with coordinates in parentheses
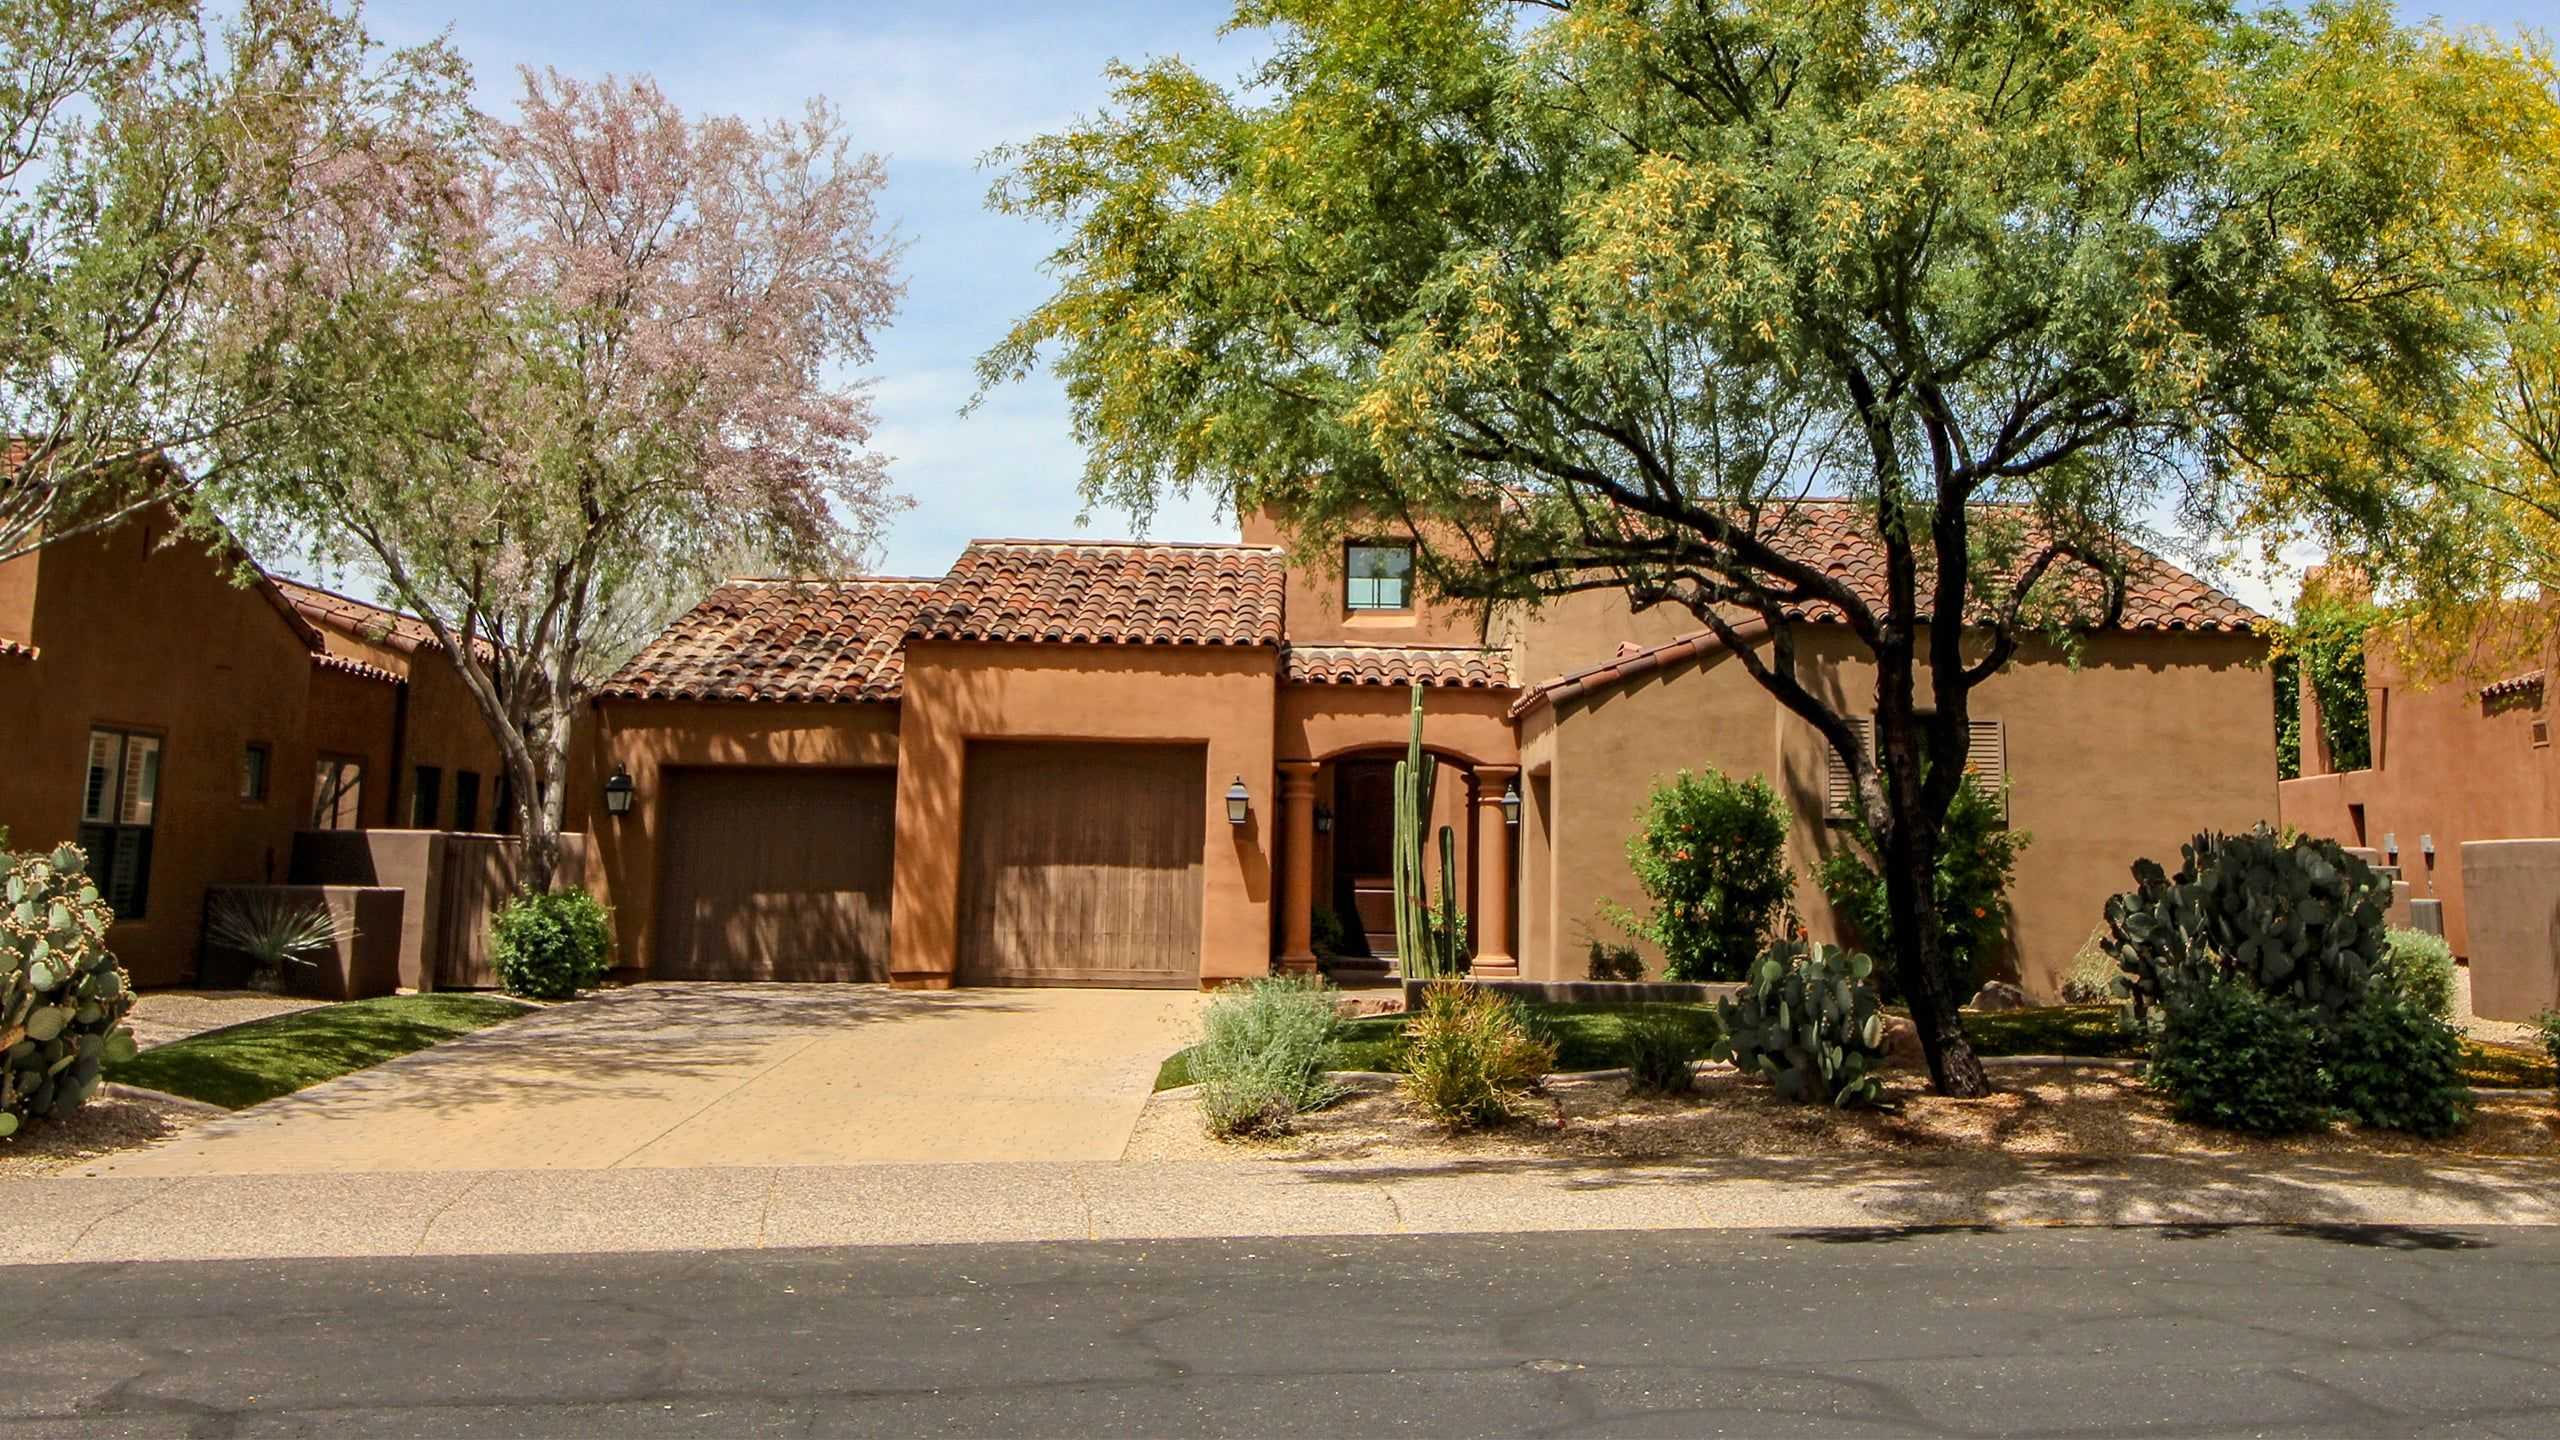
top-left (1712, 941), bottom-right (1887, 1107)
top-left (2102, 824), bottom-right (2387, 1023)
top-left (1, 844), bottom-right (139, 1139)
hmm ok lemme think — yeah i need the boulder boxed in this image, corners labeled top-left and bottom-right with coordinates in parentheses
top-left (1969, 981), bottom-right (2030, 1013)
top-left (1879, 1015), bottom-right (1927, 1070)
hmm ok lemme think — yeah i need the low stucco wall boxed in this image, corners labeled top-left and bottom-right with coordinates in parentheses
top-left (2460, 839), bottom-right (2560, 1021)
top-left (200, 884), bottom-right (405, 1000)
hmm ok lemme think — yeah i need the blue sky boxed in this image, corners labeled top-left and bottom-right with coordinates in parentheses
top-left (367, 0), bottom-right (2557, 600)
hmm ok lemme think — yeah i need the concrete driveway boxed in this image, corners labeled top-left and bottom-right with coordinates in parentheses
top-left (98, 984), bottom-right (1204, 1177)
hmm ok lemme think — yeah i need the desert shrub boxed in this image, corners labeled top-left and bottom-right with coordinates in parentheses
top-left (488, 889), bottom-right (612, 1001)
top-left (1817, 772), bottom-right (2028, 1003)
top-left (1713, 941), bottom-right (1887, 1107)
top-left (1309, 906), bottom-right (1353, 960)
top-left (1621, 1011), bottom-right (1697, 1096)
top-left (1, 843), bottom-right (139, 1139)
top-left (1586, 940), bottom-right (1645, 982)
top-left (2324, 989), bottom-right (2471, 1137)
top-left (2059, 924), bottom-right (2123, 1005)
top-left (2538, 1011), bottom-right (2560, 1091)
top-left (2144, 977), bottom-right (2328, 1135)
top-left (1193, 975), bottom-right (1345, 1137)
top-left (1401, 981), bottom-right (1557, 1127)
top-left (2376, 929), bottom-right (2457, 1022)
top-left (2104, 824), bottom-right (2387, 1025)
top-left (1606, 769), bottom-right (1791, 981)
top-left (205, 891), bottom-right (355, 992)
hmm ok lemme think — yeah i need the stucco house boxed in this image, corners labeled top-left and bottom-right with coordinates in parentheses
top-left (0, 507), bottom-right (510, 986)
top-left (583, 506), bottom-right (2276, 998)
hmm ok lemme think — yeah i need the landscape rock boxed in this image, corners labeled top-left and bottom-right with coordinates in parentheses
top-left (1969, 981), bottom-right (2030, 1013)
top-left (1879, 1015), bottom-right (1927, 1070)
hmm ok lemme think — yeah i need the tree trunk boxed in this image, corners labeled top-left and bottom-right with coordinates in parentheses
top-left (1880, 812), bottom-right (1990, 1098)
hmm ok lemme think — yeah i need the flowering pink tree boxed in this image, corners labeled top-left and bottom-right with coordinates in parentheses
top-left (234, 69), bottom-right (903, 886)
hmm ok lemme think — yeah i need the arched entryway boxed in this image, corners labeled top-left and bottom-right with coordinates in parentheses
top-left (1275, 746), bottom-right (1520, 979)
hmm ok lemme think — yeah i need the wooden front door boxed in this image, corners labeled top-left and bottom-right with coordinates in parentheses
top-left (956, 742), bottom-right (1206, 987)
top-left (653, 768), bottom-right (897, 982)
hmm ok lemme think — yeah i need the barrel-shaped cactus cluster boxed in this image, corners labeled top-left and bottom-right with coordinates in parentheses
top-left (2102, 824), bottom-right (2389, 1023)
top-left (1, 844), bottom-right (139, 1138)
top-left (1713, 940), bottom-right (1887, 1107)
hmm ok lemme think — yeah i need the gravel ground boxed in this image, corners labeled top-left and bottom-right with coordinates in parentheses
top-left (1128, 1063), bottom-right (2560, 1166)
top-left (2456, 963), bottom-right (2543, 1047)
top-left (122, 989), bottom-right (328, 1051)
top-left (0, 1086), bottom-right (222, 1178)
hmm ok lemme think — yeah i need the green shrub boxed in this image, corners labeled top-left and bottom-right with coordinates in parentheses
top-left (2104, 824), bottom-right (2388, 1025)
top-left (488, 889), bottom-right (612, 1001)
top-left (1, 843), bottom-right (139, 1139)
top-left (2538, 1011), bottom-right (2560, 1091)
top-left (1309, 906), bottom-right (1353, 960)
top-left (1621, 1010), bottom-right (1696, 1095)
top-left (1401, 981), bottom-right (1557, 1127)
top-left (2144, 978), bottom-right (2329, 1135)
top-left (2324, 989), bottom-right (2471, 1137)
top-left (1586, 939), bottom-right (1645, 982)
top-left (1713, 941), bottom-right (1887, 1107)
top-left (1193, 975), bottom-right (1345, 1137)
top-left (1606, 769), bottom-right (1792, 981)
top-left (2059, 924), bottom-right (2124, 1005)
top-left (2377, 929), bottom-right (2457, 1022)
top-left (1816, 772), bottom-right (2028, 1003)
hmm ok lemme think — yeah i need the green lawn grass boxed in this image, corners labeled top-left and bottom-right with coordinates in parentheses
top-left (1155, 1000), bottom-right (1723, 1091)
top-left (1950, 1002), bottom-right (2552, 1089)
top-left (106, 994), bottom-right (534, 1109)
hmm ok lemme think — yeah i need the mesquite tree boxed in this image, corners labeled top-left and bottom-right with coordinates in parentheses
top-left (228, 68), bottom-right (904, 888)
top-left (0, 0), bottom-right (468, 562)
top-left (980, 0), bottom-right (2528, 1093)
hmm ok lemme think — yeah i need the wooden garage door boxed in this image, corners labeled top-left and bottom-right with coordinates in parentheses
top-left (655, 769), bottom-right (895, 982)
top-left (957, 742), bottom-right (1205, 987)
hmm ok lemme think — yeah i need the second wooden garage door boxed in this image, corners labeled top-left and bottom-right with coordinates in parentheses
top-left (655, 768), bottom-right (895, 982)
top-left (957, 742), bottom-right (1206, 987)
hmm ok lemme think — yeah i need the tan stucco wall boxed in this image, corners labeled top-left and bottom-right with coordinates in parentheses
top-left (891, 641), bottom-right (1278, 987)
top-left (2457, 839), bottom-right (2560, 1021)
top-left (1521, 626), bottom-right (2277, 998)
top-left (306, 623), bottom-right (508, 831)
top-left (1240, 509), bottom-right (1489, 648)
top-left (580, 699), bottom-right (903, 974)
top-left (2279, 641), bottom-right (2560, 958)
top-left (0, 519), bottom-right (321, 985)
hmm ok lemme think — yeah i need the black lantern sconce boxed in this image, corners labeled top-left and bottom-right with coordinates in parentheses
top-left (603, 766), bottom-right (636, 818)
top-left (1314, 804), bottom-right (1333, 835)
top-left (1501, 779), bottom-right (1522, 827)
top-left (1225, 776), bottom-right (1251, 826)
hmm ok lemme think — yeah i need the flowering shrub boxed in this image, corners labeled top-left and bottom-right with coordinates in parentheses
top-left (1817, 772), bottom-right (2027, 1002)
top-left (1605, 769), bottom-right (1792, 981)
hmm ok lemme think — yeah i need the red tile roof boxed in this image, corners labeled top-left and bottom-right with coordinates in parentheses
top-left (1284, 643), bottom-right (1513, 689)
top-left (904, 541), bottom-right (1287, 648)
top-left (0, 636), bottom-right (35, 661)
top-left (1753, 502), bottom-right (2263, 634)
top-left (313, 651), bottom-right (404, 686)
top-left (599, 577), bottom-right (937, 703)
top-left (1513, 620), bottom-right (1775, 718)
top-left (2483, 670), bottom-right (2545, 702)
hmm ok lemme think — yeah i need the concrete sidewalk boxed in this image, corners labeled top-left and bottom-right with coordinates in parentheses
top-left (12, 1150), bottom-right (2560, 1265)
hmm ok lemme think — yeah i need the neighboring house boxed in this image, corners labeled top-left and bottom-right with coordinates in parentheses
top-left (0, 508), bottom-right (508, 986)
top-left (2279, 622), bottom-right (2560, 961)
top-left (585, 505), bottom-right (2276, 997)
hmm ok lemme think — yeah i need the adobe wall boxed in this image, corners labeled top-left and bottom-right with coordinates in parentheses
top-left (2460, 839), bottom-right (2560, 1021)
top-left (1239, 509), bottom-right (1488, 648)
top-left (892, 641), bottom-right (1279, 988)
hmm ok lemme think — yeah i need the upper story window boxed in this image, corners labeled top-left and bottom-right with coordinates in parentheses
top-left (1345, 542), bottom-right (1413, 612)
top-left (313, 756), bottom-right (366, 830)
top-left (80, 728), bottom-right (161, 920)
top-left (239, 743), bottom-right (271, 804)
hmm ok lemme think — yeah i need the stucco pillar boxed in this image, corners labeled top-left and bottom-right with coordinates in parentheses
top-left (1278, 761), bottom-right (1320, 974)
top-left (1471, 765), bottom-right (1519, 977)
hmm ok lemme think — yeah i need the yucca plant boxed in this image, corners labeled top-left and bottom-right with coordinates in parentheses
top-left (205, 892), bottom-right (354, 993)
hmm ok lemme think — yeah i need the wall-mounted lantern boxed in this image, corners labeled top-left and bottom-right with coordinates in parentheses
top-left (603, 766), bottom-right (636, 818)
top-left (1314, 804), bottom-right (1333, 835)
top-left (1501, 779), bottom-right (1522, 827)
top-left (1225, 776), bottom-right (1251, 826)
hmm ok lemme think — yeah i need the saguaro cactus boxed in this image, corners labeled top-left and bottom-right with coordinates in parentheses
top-left (1390, 682), bottom-right (1463, 979)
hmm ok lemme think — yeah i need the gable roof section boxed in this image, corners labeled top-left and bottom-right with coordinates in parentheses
top-left (1284, 643), bottom-right (1513, 690)
top-left (273, 577), bottom-right (440, 652)
top-left (599, 576), bottom-right (938, 703)
top-left (904, 540), bottom-right (1287, 648)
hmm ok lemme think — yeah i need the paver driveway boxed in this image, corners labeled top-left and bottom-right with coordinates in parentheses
top-left (97, 984), bottom-right (1204, 1176)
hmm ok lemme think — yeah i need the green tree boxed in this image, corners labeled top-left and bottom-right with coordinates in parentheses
top-left (1606, 769), bottom-right (1792, 981)
top-left (981, 0), bottom-right (2534, 1094)
top-left (983, 0), bottom-right (2539, 1091)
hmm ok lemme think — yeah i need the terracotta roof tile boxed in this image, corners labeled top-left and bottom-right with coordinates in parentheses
top-left (312, 651), bottom-right (403, 686)
top-left (1512, 622), bottom-right (1772, 718)
top-left (1284, 643), bottom-right (1512, 689)
top-left (600, 577), bottom-right (937, 703)
top-left (905, 541), bottom-right (1286, 648)
top-left (2483, 670), bottom-right (2545, 701)
top-left (1756, 502), bottom-right (2263, 634)
top-left (0, 636), bottom-right (35, 661)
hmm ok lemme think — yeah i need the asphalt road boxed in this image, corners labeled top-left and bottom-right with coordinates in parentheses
top-left (9, 1225), bottom-right (2560, 1437)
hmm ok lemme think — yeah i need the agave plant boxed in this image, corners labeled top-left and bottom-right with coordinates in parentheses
top-left (205, 892), bottom-right (355, 993)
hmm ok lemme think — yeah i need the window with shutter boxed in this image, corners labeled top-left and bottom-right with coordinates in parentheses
top-left (1824, 717), bottom-right (1874, 821)
top-left (1965, 719), bottom-right (2009, 821)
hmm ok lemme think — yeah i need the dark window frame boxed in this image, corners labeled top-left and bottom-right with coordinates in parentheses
top-left (411, 764), bottom-right (443, 829)
top-left (1343, 540), bottom-right (1415, 613)
top-left (79, 726), bottom-right (163, 921)
top-left (313, 755), bottom-right (367, 830)
top-left (453, 770), bottom-right (482, 833)
top-left (239, 742), bottom-right (272, 804)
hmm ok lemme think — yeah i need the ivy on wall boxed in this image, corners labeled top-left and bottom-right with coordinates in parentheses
top-left (2272, 595), bottom-right (2375, 780)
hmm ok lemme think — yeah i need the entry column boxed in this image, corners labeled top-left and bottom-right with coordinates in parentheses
top-left (1470, 765), bottom-right (1519, 977)
top-left (1278, 761), bottom-right (1320, 974)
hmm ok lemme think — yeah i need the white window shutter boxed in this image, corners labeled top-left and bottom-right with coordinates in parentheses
top-left (1966, 719), bottom-right (2008, 821)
